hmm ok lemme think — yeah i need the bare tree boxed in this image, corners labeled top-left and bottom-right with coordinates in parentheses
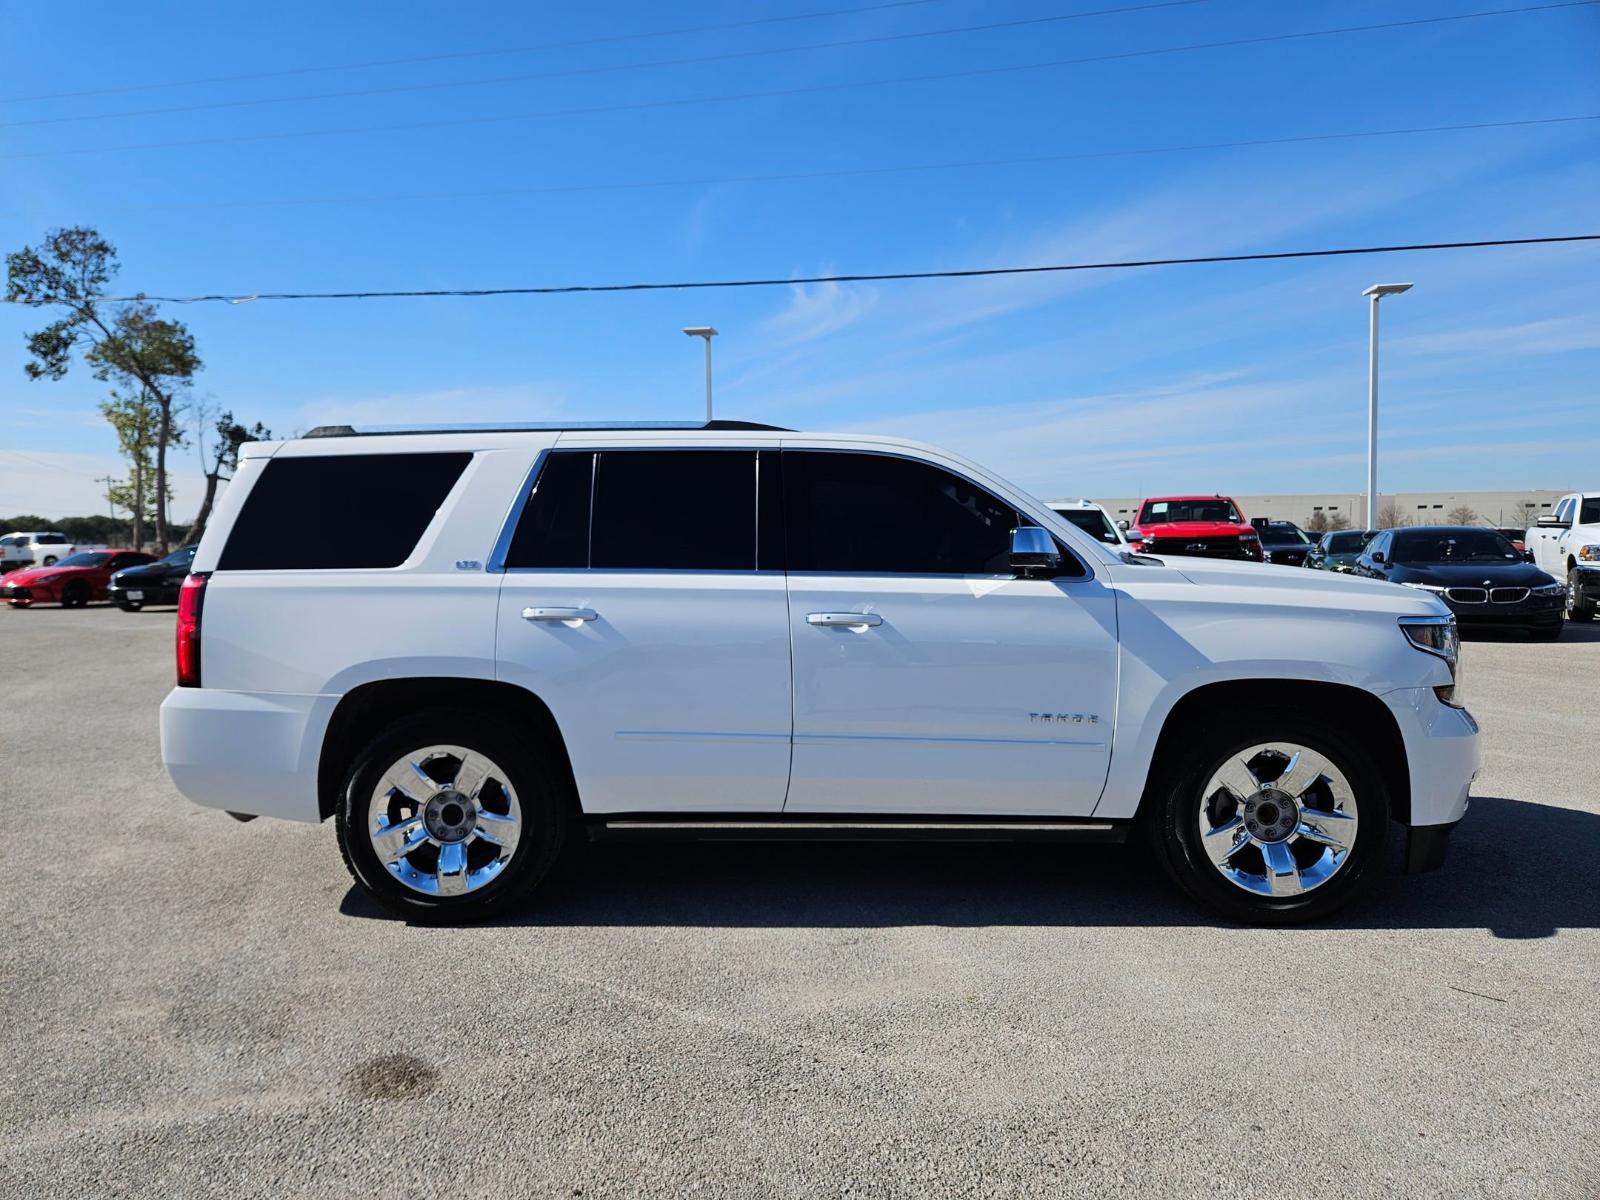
top-left (1376, 500), bottom-right (1410, 529)
top-left (190, 407), bottom-right (272, 543)
top-left (1445, 504), bottom-right (1478, 526)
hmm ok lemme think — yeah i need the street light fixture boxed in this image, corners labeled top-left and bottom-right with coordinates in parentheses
top-left (682, 326), bottom-right (718, 423)
top-left (1361, 283), bottom-right (1412, 530)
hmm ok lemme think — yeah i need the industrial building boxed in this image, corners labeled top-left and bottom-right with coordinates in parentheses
top-left (1089, 491), bottom-right (1569, 530)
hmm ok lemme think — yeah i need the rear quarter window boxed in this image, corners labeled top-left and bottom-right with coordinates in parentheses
top-left (218, 452), bottom-right (472, 570)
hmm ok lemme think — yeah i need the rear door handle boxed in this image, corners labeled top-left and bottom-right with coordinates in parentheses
top-left (522, 607), bottom-right (598, 623)
top-left (807, 611), bottom-right (882, 628)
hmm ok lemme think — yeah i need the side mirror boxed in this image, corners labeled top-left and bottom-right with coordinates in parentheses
top-left (1535, 514), bottom-right (1566, 528)
top-left (1010, 526), bottom-right (1062, 576)
top-left (1523, 549), bottom-right (1536, 563)
top-left (1370, 551), bottom-right (1386, 564)
top-left (1115, 519), bottom-right (1130, 532)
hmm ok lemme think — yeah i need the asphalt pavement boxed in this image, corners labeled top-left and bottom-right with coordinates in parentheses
top-left (1, 604), bottom-right (1596, 1199)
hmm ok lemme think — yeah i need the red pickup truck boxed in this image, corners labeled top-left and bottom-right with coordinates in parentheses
top-left (1122, 495), bottom-right (1263, 561)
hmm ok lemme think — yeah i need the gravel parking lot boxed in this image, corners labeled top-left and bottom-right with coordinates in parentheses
top-left (2, 605), bottom-right (1596, 1199)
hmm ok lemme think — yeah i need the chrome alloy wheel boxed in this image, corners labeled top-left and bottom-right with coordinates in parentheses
top-left (367, 745), bottom-right (522, 898)
top-left (1196, 743), bottom-right (1359, 898)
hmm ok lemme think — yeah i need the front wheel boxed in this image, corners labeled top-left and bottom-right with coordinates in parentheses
top-left (335, 710), bottom-right (569, 923)
top-left (60, 580), bottom-right (91, 608)
top-left (1146, 712), bottom-right (1390, 925)
top-left (1568, 567), bottom-right (1596, 621)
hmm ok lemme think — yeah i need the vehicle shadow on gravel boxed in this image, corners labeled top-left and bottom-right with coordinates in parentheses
top-left (1465, 621), bottom-right (1600, 643)
top-left (341, 795), bottom-right (1597, 938)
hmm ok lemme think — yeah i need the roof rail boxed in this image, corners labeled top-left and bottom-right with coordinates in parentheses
top-left (302, 419), bottom-right (791, 438)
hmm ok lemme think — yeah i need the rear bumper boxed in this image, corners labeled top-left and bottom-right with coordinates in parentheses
top-left (108, 582), bottom-right (179, 605)
top-left (160, 687), bottom-right (336, 823)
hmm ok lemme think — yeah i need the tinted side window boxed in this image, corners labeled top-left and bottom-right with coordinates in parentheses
top-left (219, 453), bottom-right (471, 570)
top-left (505, 452), bottom-right (593, 568)
top-left (591, 450), bottom-right (756, 571)
top-left (785, 451), bottom-right (1033, 575)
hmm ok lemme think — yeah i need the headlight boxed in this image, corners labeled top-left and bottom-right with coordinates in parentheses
top-left (1399, 615), bottom-right (1463, 707)
top-left (35, 574), bottom-right (62, 586)
top-left (1399, 582), bottom-right (1448, 595)
top-left (1579, 545), bottom-right (1600, 563)
top-left (1532, 582), bottom-right (1565, 596)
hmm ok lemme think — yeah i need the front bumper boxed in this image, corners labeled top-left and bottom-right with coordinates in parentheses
top-left (1573, 565), bottom-right (1600, 599)
top-left (1382, 686), bottom-right (1480, 840)
top-left (1406, 816), bottom-right (1460, 874)
top-left (1447, 594), bottom-right (1565, 627)
top-left (2, 583), bottom-right (38, 602)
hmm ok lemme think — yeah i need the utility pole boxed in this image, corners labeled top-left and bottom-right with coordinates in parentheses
top-left (1361, 283), bottom-right (1413, 529)
top-left (95, 475), bottom-right (119, 518)
top-left (682, 327), bottom-right (718, 423)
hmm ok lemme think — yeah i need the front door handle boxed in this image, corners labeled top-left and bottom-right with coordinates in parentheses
top-left (522, 607), bottom-right (598, 623)
top-left (807, 611), bottom-right (882, 628)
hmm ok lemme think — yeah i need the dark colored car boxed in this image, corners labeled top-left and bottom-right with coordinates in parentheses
top-left (108, 545), bottom-right (198, 610)
top-left (2, 550), bottom-right (157, 608)
top-left (1256, 521), bottom-right (1314, 566)
top-left (1354, 526), bottom-right (1564, 639)
top-left (1304, 529), bottom-right (1377, 573)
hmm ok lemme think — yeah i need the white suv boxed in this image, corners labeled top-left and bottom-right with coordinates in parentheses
top-left (160, 421), bottom-right (1479, 924)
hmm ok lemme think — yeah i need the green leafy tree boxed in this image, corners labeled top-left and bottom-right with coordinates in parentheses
top-left (6, 227), bottom-right (201, 553)
top-left (99, 387), bottom-right (161, 550)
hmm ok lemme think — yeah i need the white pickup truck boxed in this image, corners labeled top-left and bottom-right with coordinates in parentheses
top-left (0, 531), bottom-right (77, 572)
top-left (1527, 492), bottom-right (1600, 621)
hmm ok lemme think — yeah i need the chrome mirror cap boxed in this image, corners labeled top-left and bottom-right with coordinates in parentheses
top-left (1010, 526), bottom-right (1062, 575)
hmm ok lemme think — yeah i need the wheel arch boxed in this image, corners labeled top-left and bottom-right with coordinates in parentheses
top-left (317, 677), bottom-right (579, 821)
top-left (1138, 679), bottom-right (1411, 825)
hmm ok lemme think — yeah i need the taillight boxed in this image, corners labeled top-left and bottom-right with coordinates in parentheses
top-left (176, 573), bottom-right (207, 687)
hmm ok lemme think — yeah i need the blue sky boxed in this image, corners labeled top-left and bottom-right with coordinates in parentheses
top-left (1, 0), bottom-right (1596, 517)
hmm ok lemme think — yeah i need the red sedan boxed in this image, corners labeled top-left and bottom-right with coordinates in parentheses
top-left (3, 550), bottom-right (157, 608)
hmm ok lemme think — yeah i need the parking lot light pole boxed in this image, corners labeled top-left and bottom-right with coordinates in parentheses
top-left (682, 326), bottom-right (718, 423)
top-left (1362, 283), bottom-right (1412, 529)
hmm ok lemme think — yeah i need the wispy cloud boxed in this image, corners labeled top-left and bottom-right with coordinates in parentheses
top-left (1394, 313), bottom-right (1600, 358)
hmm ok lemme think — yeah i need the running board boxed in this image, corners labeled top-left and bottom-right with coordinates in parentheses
top-left (585, 816), bottom-right (1128, 843)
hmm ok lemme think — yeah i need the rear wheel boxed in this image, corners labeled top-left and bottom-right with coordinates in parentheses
top-left (1146, 710), bottom-right (1389, 925)
top-left (335, 710), bottom-right (569, 923)
top-left (41, 555), bottom-right (58, 567)
top-left (60, 580), bottom-right (90, 608)
top-left (1568, 567), bottom-right (1596, 621)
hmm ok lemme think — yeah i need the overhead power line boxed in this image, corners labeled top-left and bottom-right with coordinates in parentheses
top-left (32, 236), bottom-right (1594, 307)
top-left (59, 114), bottom-right (1598, 213)
top-left (4, 0), bottom-right (1591, 158)
top-left (0, 1), bottom-right (1206, 130)
top-left (0, 0), bottom-right (961, 106)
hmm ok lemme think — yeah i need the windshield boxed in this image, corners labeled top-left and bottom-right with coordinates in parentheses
top-left (1054, 507), bottom-right (1120, 545)
top-left (1139, 499), bottom-right (1240, 525)
top-left (54, 552), bottom-right (113, 568)
top-left (1583, 498), bottom-right (1600, 524)
top-left (1325, 531), bottom-right (1373, 554)
top-left (1391, 530), bottom-right (1518, 564)
top-left (1261, 525), bottom-right (1309, 544)
top-left (164, 547), bottom-right (197, 566)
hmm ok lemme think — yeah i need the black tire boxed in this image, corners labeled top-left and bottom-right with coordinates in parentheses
top-left (1568, 567), bottom-right (1596, 621)
top-left (1144, 708), bottom-right (1390, 925)
top-left (41, 556), bottom-right (58, 567)
top-left (117, 600), bottom-right (143, 612)
top-left (60, 580), bottom-right (90, 608)
top-left (335, 709), bottom-right (570, 923)
top-left (1529, 623), bottom-right (1563, 642)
